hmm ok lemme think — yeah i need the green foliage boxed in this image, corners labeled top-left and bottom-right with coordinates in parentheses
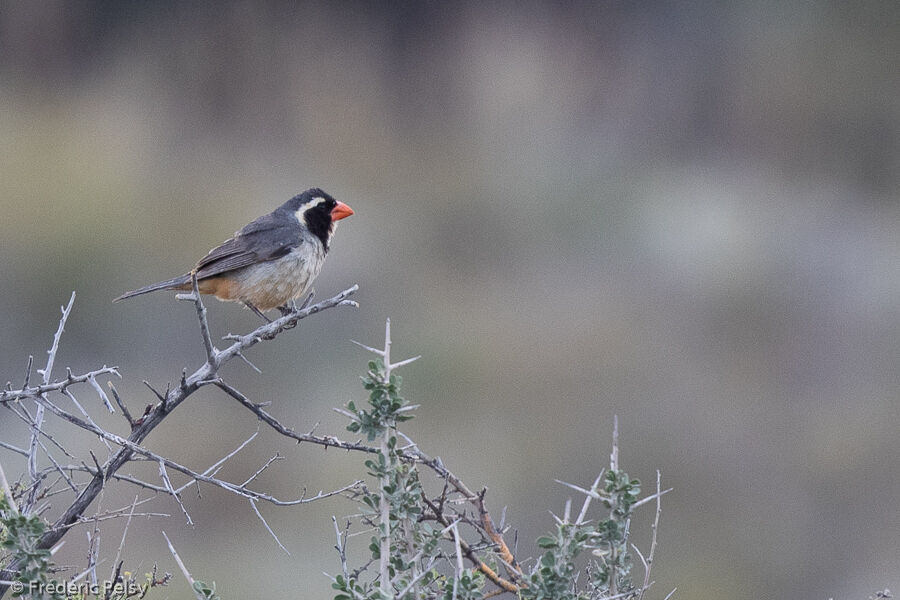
top-left (589, 471), bottom-right (641, 594)
top-left (441, 570), bottom-right (484, 600)
top-left (0, 495), bottom-right (65, 600)
top-left (192, 580), bottom-right (220, 600)
top-left (336, 358), bottom-right (486, 600)
top-left (521, 470), bottom-right (641, 600)
top-left (346, 360), bottom-right (414, 442)
top-left (332, 348), bottom-right (661, 600)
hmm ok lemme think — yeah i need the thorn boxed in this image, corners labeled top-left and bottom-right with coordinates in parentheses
top-left (235, 352), bottom-right (262, 374)
top-left (300, 291), bottom-right (315, 309)
top-left (350, 340), bottom-right (383, 355)
top-left (389, 355), bottom-right (421, 369)
top-left (89, 450), bottom-right (103, 474)
top-left (142, 380), bottom-right (165, 402)
top-left (23, 355), bottom-right (33, 389)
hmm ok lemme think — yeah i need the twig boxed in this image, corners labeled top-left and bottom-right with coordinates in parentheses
top-left (62, 389), bottom-right (112, 451)
top-left (0, 440), bottom-right (28, 457)
top-left (158, 461), bottom-right (193, 526)
top-left (37, 438), bottom-right (79, 493)
top-left (332, 517), bottom-right (349, 581)
top-left (0, 284), bottom-right (360, 600)
top-left (107, 382), bottom-right (134, 427)
top-left (0, 367), bottom-right (120, 404)
top-left (577, 471), bottom-right (605, 525)
top-left (176, 273), bottom-right (218, 366)
top-left (161, 532), bottom-right (206, 600)
top-left (142, 380), bottom-right (166, 403)
top-left (239, 454), bottom-right (282, 488)
top-left (22, 355), bottom-right (34, 390)
top-left (635, 471), bottom-right (663, 600)
top-left (26, 292), bottom-right (77, 514)
top-left (451, 521), bottom-right (464, 600)
top-left (420, 495), bottom-right (519, 594)
top-left (87, 375), bottom-right (115, 414)
top-left (215, 380), bottom-right (379, 453)
top-left (249, 498), bottom-right (289, 555)
top-left (477, 494), bottom-right (521, 579)
top-left (630, 487), bottom-right (672, 510)
top-left (214, 284), bottom-right (359, 369)
top-left (86, 529), bottom-right (99, 589)
top-left (32, 394), bottom-right (361, 506)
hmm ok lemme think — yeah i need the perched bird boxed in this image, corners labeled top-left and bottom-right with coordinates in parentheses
top-left (114, 188), bottom-right (354, 320)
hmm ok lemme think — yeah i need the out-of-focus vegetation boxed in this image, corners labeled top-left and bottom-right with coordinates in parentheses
top-left (0, 2), bottom-right (897, 599)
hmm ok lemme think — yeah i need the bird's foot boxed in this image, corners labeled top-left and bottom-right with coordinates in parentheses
top-left (277, 302), bottom-right (298, 329)
top-left (278, 301), bottom-right (297, 317)
top-left (300, 289), bottom-right (316, 309)
top-left (244, 302), bottom-right (272, 323)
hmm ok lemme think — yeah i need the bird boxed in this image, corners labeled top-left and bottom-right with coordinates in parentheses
top-left (114, 188), bottom-right (354, 321)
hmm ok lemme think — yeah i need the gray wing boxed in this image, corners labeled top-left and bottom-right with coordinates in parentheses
top-left (195, 212), bottom-right (301, 279)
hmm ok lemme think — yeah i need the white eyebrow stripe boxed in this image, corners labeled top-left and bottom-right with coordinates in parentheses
top-left (295, 197), bottom-right (327, 226)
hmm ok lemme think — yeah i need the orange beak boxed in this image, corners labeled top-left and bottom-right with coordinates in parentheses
top-left (331, 200), bottom-right (354, 221)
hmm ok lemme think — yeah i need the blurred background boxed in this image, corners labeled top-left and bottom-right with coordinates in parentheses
top-left (1, 1), bottom-right (898, 598)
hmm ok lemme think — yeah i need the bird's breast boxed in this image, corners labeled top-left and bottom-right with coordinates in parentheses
top-left (230, 241), bottom-right (326, 310)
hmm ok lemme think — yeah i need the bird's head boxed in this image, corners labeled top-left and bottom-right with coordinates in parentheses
top-left (285, 188), bottom-right (354, 251)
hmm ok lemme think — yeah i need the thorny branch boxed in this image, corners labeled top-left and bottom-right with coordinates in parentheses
top-left (2, 286), bottom-right (665, 600)
top-left (0, 285), bottom-right (359, 598)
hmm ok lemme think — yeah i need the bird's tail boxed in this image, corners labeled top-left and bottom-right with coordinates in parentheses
top-left (113, 274), bottom-right (192, 303)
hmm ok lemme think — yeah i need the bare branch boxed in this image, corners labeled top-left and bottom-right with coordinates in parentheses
top-left (162, 532), bottom-right (206, 600)
top-left (37, 438), bottom-right (78, 493)
top-left (158, 461), bottom-right (193, 526)
top-left (451, 521), bottom-right (464, 600)
top-left (87, 375), bottom-right (115, 414)
top-left (239, 453), bottom-right (282, 488)
top-left (0, 285), bottom-right (360, 599)
top-left (636, 471), bottom-right (663, 600)
top-left (109, 495), bottom-right (138, 593)
top-left (0, 367), bottom-right (120, 405)
top-left (142, 380), bottom-right (166, 403)
top-left (26, 292), bottom-right (77, 514)
top-left (176, 273), bottom-right (218, 366)
top-left (214, 284), bottom-right (359, 369)
top-left (631, 487), bottom-right (673, 510)
top-left (249, 498), bottom-right (289, 555)
top-left (38, 292), bottom-right (76, 384)
top-left (62, 389), bottom-right (112, 451)
top-left (216, 380), bottom-right (378, 453)
top-left (0, 440), bottom-right (28, 457)
top-left (106, 382), bottom-right (134, 427)
top-left (22, 355), bottom-right (34, 390)
top-left (332, 516), bottom-right (349, 581)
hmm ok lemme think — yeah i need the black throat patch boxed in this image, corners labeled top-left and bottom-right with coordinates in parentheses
top-left (303, 203), bottom-right (334, 252)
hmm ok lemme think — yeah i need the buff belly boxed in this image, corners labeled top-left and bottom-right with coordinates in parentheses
top-left (200, 243), bottom-right (325, 311)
